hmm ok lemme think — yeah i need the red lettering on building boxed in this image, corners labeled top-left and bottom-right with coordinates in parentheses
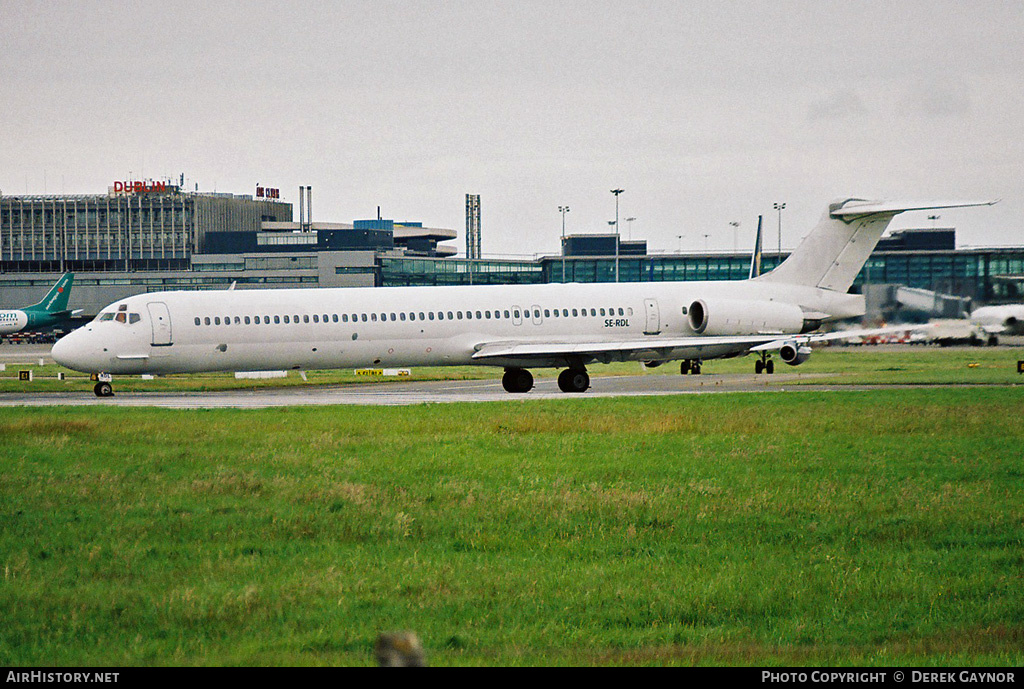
top-left (113, 180), bottom-right (168, 194)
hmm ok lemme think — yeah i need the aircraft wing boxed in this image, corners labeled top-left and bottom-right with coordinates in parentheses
top-left (473, 323), bottom-right (931, 364)
top-left (471, 334), bottom-right (790, 362)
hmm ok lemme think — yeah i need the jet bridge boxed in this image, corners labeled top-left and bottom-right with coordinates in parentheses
top-left (864, 284), bottom-right (970, 321)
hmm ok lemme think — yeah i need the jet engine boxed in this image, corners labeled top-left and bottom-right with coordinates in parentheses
top-left (779, 341), bottom-right (812, 366)
top-left (687, 298), bottom-right (805, 336)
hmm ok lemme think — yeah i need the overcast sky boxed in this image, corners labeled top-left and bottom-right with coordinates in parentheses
top-left (2, 0), bottom-right (1021, 256)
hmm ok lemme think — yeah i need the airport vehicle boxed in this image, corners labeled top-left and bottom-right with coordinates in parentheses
top-left (920, 319), bottom-right (986, 347)
top-left (969, 304), bottom-right (1024, 344)
top-left (0, 274), bottom-right (80, 339)
top-left (51, 199), bottom-right (995, 397)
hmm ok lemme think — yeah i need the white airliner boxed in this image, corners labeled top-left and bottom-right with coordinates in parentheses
top-left (970, 304), bottom-right (1024, 343)
top-left (52, 198), bottom-right (995, 397)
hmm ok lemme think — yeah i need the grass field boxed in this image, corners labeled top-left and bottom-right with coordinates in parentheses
top-left (1, 387), bottom-right (1022, 666)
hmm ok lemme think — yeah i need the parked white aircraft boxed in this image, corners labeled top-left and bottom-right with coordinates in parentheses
top-left (970, 304), bottom-right (1024, 344)
top-left (52, 198), bottom-right (995, 397)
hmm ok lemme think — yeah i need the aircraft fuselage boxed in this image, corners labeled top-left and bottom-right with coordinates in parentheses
top-left (51, 279), bottom-right (862, 376)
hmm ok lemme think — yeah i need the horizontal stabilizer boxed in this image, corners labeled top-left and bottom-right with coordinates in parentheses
top-left (829, 199), bottom-right (999, 217)
top-left (759, 198), bottom-right (997, 293)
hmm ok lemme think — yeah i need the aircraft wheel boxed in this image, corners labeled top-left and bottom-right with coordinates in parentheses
top-left (692, 361), bottom-right (702, 375)
top-left (557, 368), bottom-right (590, 393)
top-left (765, 360), bottom-right (774, 374)
top-left (755, 360), bottom-right (764, 374)
top-left (680, 360), bottom-right (691, 375)
top-left (502, 368), bottom-right (534, 393)
top-left (93, 382), bottom-right (114, 397)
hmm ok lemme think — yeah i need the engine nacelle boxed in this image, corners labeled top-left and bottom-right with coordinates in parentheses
top-left (687, 298), bottom-right (805, 336)
top-left (779, 341), bottom-right (812, 366)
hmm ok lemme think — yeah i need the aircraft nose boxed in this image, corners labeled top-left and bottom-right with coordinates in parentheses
top-left (51, 331), bottom-right (93, 373)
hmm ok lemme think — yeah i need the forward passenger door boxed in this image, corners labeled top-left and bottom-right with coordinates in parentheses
top-left (147, 302), bottom-right (173, 346)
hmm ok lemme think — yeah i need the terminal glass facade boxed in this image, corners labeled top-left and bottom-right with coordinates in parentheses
top-left (854, 250), bottom-right (1024, 301)
top-left (542, 250), bottom-right (1022, 302)
top-left (380, 257), bottom-right (543, 286)
top-left (543, 254), bottom-right (782, 284)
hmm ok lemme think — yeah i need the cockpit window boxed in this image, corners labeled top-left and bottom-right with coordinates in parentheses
top-left (98, 310), bottom-right (139, 324)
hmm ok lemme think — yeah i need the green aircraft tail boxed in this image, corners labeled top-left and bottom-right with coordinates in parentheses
top-left (24, 273), bottom-right (74, 314)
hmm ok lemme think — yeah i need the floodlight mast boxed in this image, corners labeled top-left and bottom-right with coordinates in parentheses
top-left (559, 205), bottom-right (570, 282)
top-left (774, 202), bottom-right (786, 259)
top-left (611, 189), bottom-right (624, 282)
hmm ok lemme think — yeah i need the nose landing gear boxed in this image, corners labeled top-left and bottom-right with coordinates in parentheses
top-left (92, 373), bottom-right (114, 397)
top-left (754, 352), bottom-right (775, 374)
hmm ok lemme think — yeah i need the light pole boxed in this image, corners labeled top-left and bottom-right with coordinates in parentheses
top-left (611, 189), bottom-right (624, 282)
top-left (625, 216), bottom-right (636, 240)
top-left (677, 234), bottom-right (684, 252)
top-left (559, 205), bottom-right (570, 283)
top-left (773, 202), bottom-right (786, 263)
top-left (703, 233), bottom-right (711, 251)
top-left (729, 221), bottom-right (740, 252)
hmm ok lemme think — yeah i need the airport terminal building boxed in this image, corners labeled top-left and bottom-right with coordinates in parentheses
top-left (2, 183), bottom-right (1022, 320)
top-left (0, 184), bottom-right (458, 314)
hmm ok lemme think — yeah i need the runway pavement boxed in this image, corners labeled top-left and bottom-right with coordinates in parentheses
top-left (0, 372), bottom-right (809, 408)
top-left (1, 342), bottom-right (1018, 409)
top-left (0, 342), bottom-right (814, 408)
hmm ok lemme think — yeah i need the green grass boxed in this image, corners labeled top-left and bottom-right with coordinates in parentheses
top-left (1, 388), bottom-right (1022, 666)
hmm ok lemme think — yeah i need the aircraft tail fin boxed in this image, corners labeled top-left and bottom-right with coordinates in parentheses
top-left (757, 199), bottom-right (997, 292)
top-left (25, 273), bottom-right (74, 314)
top-left (748, 215), bottom-right (763, 279)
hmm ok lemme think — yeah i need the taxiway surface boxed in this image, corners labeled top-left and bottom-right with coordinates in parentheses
top-left (0, 372), bottom-right (811, 408)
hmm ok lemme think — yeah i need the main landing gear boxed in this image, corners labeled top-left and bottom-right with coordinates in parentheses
top-left (557, 367), bottom-right (590, 393)
top-left (502, 367), bottom-right (534, 393)
top-left (680, 359), bottom-right (702, 375)
top-left (501, 366), bottom-right (591, 393)
top-left (754, 352), bottom-right (775, 374)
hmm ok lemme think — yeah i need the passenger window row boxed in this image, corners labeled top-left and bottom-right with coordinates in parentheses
top-left (192, 306), bottom-right (633, 327)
